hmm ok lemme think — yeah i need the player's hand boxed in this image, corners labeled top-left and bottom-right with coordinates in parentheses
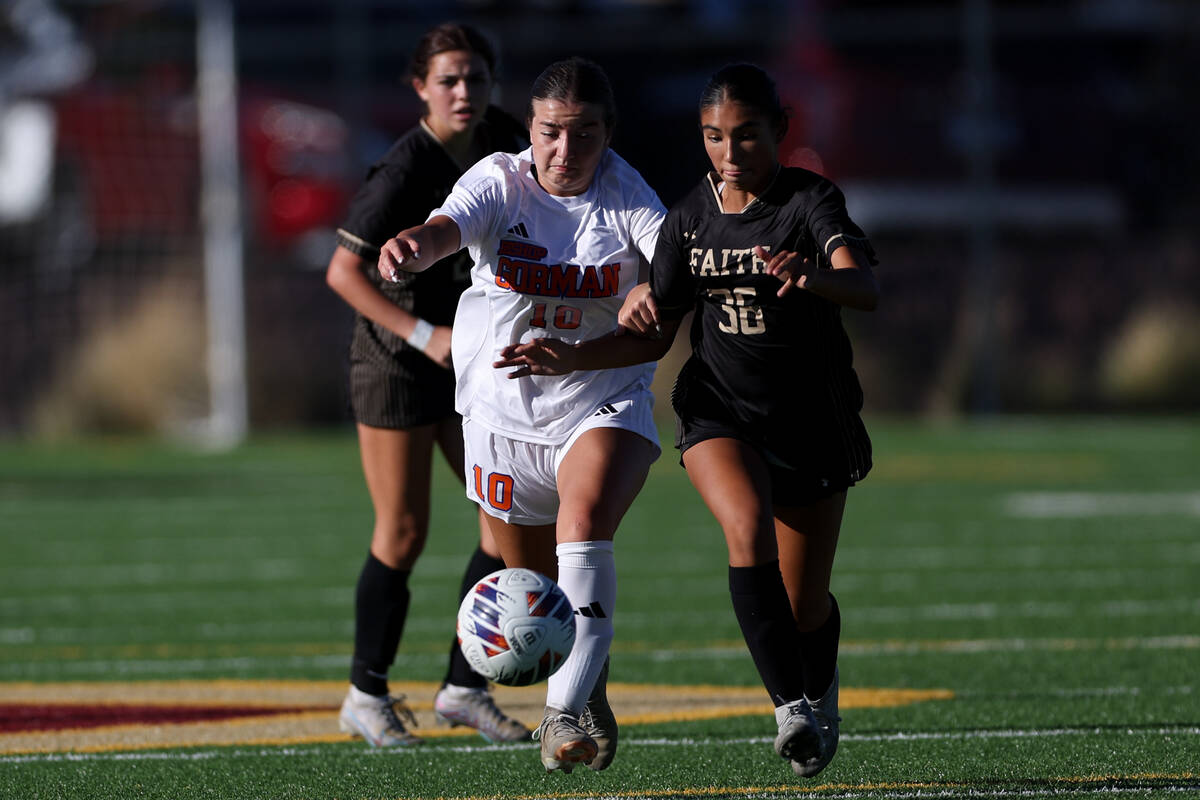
top-left (493, 338), bottom-right (576, 378)
top-left (423, 325), bottom-right (453, 370)
top-left (378, 232), bottom-right (424, 281)
top-left (755, 245), bottom-right (812, 297)
top-left (616, 283), bottom-right (661, 337)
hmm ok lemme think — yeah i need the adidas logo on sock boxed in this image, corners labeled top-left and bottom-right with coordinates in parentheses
top-left (506, 222), bottom-right (530, 237)
top-left (574, 601), bottom-right (607, 618)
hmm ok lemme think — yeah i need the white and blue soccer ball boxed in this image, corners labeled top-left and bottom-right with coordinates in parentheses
top-left (456, 567), bottom-right (576, 687)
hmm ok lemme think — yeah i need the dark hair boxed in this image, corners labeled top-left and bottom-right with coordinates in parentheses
top-left (699, 63), bottom-right (789, 138)
top-left (409, 22), bottom-right (497, 81)
top-left (526, 57), bottom-right (617, 130)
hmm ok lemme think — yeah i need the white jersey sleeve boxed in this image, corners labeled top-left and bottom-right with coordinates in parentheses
top-left (427, 154), bottom-right (509, 244)
top-left (626, 173), bottom-right (664, 264)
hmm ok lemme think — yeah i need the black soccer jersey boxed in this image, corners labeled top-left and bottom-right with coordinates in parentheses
top-left (336, 106), bottom-right (527, 371)
top-left (651, 167), bottom-right (876, 482)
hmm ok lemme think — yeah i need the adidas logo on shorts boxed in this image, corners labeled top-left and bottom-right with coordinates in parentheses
top-left (593, 404), bottom-right (617, 416)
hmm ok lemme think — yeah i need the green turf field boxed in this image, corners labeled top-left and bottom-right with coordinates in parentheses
top-left (2, 418), bottom-right (1198, 799)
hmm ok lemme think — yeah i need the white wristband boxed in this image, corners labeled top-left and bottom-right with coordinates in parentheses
top-left (405, 318), bottom-right (434, 352)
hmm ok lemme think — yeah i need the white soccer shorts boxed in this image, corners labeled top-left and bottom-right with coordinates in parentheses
top-left (462, 387), bottom-right (660, 525)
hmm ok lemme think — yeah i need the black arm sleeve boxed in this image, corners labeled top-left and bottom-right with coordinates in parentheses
top-left (649, 208), bottom-right (697, 321)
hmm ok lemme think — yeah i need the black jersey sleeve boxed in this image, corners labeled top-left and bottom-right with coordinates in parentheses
top-left (648, 207), bottom-right (697, 321)
top-left (807, 180), bottom-right (878, 266)
top-left (336, 160), bottom-right (420, 259)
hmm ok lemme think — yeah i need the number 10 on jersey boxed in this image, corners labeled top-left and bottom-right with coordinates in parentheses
top-left (530, 303), bottom-right (583, 330)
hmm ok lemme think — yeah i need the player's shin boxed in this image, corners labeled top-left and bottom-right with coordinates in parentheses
top-left (729, 560), bottom-right (807, 704)
top-left (546, 540), bottom-right (616, 716)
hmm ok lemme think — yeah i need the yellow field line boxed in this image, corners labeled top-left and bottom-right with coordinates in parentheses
top-left (413, 772), bottom-right (1200, 800)
top-left (0, 680), bottom-right (954, 755)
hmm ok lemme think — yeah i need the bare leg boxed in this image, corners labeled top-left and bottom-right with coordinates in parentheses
top-left (681, 437), bottom-right (776, 566)
top-left (357, 422), bottom-right (436, 569)
top-left (775, 493), bottom-right (845, 630)
top-left (434, 414), bottom-right (502, 560)
top-left (549, 427), bottom-right (654, 706)
top-left (483, 516), bottom-right (557, 578)
top-left (682, 437), bottom-right (809, 707)
top-left (347, 422), bottom-right (436, 700)
top-left (556, 428), bottom-right (655, 545)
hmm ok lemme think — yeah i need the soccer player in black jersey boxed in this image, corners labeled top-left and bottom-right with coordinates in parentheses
top-left (494, 63), bottom-right (879, 777)
top-left (325, 23), bottom-right (529, 747)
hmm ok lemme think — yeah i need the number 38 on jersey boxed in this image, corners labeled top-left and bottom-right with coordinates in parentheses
top-left (707, 287), bottom-right (765, 335)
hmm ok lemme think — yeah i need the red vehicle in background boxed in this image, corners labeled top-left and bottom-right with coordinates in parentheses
top-left (50, 79), bottom-right (354, 268)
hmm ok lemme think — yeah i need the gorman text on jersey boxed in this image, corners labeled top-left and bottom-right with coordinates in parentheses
top-left (495, 238), bottom-right (620, 298)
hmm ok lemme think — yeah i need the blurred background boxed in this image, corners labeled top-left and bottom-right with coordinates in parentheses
top-left (2, 0), bottom-right (1197, 444)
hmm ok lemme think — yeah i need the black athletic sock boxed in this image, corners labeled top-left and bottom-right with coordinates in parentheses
top-left (797, 593), bottom-right (841, 700)
top-left (443, 547), bottom-right (506, 689)
top-left (350, 552), bottom-right (410, 696)
top-left (729, 561), bottom-right (807, 707)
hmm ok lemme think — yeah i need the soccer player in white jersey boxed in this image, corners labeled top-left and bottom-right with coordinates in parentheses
top-left (377, 57), bottom-right (667, 774)
top-left (495, 63), bottom-right (880, 779)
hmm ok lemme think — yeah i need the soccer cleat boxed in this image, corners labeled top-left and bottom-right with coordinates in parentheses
top-left (338, 687), bottom-right (421, 747)
top-left (433, 684), bottom-right (532, 743)
top-left (793, 668), bottom-right (841, 778)
top-left (773, 696), bottom-right (821, 765)
top-left (578, 658), bottom-right (617, 770)
top-left (533, 706), bottom-right (597, 773)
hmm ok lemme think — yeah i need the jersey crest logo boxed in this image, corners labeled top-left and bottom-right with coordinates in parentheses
top-left (506, 221), bottom-right (530, 238)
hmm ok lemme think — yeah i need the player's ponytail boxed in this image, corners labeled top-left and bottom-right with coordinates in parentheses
top-left (700, 63), bottom-right (789, 140)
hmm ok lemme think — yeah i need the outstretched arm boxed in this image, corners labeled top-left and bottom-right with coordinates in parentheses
top-left (377, 215), bottom-right (462, 281)
top-left (759, 244), bottom-right (879, 311)
top-left (494, 316), bottom-right (682, 378)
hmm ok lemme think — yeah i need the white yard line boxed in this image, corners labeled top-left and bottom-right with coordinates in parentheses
top-left (4, 724), bottom-right (1198, 765)
top-left (3, 635), bottom-right (1197, 679)
top-left (1005, 491), bottom-right (1200, 517)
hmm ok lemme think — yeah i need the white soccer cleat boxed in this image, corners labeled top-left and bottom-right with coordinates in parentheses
top-left (773, 696), bottom-right (821, 765)
top-left (533, 706), bottom-right (597, 773)
top-left (579, 659), bottom-right (617, 771)
top-left (793, 668), bottom-right (841, 778)
top-left (338, 687), bottom-right (421, 747)
top-left (433, 684), bottom-right (531, 743)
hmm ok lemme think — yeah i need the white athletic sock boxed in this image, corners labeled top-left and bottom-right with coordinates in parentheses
top-left (545, 540), bottom-right (616, 717)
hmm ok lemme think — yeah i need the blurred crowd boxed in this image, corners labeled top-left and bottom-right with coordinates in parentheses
top-left (2, 0), bottom-right (1197, 434)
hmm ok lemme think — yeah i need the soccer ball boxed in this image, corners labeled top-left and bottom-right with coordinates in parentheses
top-left (456, 567), bottom-right (576, 687)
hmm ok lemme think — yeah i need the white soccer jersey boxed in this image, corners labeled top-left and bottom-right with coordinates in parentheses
top-left (431, 146), bottom-right (666, 444)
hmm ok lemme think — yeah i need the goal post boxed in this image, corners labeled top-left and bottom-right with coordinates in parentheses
top-left (196, 0), bottom-right (248, 448)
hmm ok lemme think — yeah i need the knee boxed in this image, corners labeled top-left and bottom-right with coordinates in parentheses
top-left (793, 592), bottom-right (833, 632)
top-left (722, 517), bottom-right (775, 567)
top-left (371, 513), bottom-right (428, 568)
top-left (556, 505), bottom-right (616, 544)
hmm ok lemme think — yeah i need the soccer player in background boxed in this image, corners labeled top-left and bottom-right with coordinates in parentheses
top-left (377, 57), bottom-right (667, 773)
top-left (494, 62), bottom-right (879, 778)
top-left (325, 22), bottom-right (530, 747)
